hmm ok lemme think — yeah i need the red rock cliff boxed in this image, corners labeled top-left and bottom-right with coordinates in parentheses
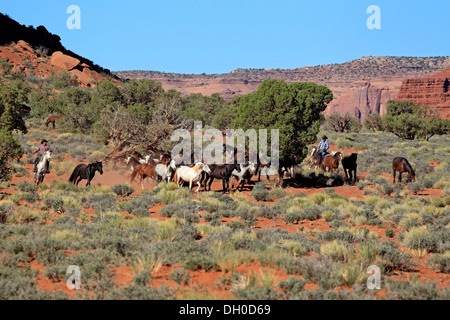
top-left (397, 68), bottom-right (450, 119)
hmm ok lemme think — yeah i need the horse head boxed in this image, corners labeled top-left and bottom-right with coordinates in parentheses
top-left (96, 162), bottom-right (104, 175)
top-left (125, 156), bottom-right (131, 165)
top-left (310, 147), bottom-right (317, 157)
top-left (410, 169), bottom-right (416, 182)
top-left (169, 159), bottom-right (177, 171)
top-left (202, 164), bottom-right (211, 174)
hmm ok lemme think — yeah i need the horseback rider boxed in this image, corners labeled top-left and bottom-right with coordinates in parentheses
top-left (317, 135), bottom-right (330, 164)
top-left (33, 139), bottom-right (52, 173)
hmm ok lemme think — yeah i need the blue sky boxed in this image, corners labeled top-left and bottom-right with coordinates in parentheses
top-left (2, 0), bottom-right (448, 74)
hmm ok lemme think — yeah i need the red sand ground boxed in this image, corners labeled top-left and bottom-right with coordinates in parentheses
top-left (3, 142), bottom-right (448, 298)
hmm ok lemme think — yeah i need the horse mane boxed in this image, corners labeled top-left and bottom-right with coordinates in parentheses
top-left (403, 158), bottom-right (415, 175)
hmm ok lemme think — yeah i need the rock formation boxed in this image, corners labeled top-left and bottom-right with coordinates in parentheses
top-left (397, 68), bottom-right (450, 119)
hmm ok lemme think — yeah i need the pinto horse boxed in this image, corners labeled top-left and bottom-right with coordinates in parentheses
top-left (126, 155), bottom-right (147, 172)
top-left (342, 153), bottom-right (358, 183)
top-left (155, 159), bottom-right (177, 184)
top-left (174, 163), bottom-right (211, 192)
top-left (322, 152), bottom-right (342, 173)
top-left (309, 147), bottom-right (323, 171)
top-left (34, 150), bottom-right (51, 185)
top-left (393, 157), bottom-right (416, 183)
top-left (229, 162), bottom-right (256, 191)
top-left (69, 162), bottom-right (103, 187)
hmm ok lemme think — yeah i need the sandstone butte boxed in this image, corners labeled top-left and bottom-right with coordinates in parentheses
top-left (397, 68), bottom-right (450, 120)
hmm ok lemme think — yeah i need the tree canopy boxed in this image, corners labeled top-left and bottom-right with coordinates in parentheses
top-left (233, 79), bottom-right (333, 166)
top-left (382, 100), bottom-right (450, 140)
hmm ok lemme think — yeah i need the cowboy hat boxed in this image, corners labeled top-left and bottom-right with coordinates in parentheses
top-left (41, 139), bottom-right (48, 144)
top-left (322, 135), bottom-right (328, 140)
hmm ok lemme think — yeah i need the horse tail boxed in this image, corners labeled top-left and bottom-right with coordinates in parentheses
top-left (130, 166), bottom-right (139, 184)
top-left (173, 170), bottom-right (178, 184)
top-left (69, 165), bottom-right (80, 183)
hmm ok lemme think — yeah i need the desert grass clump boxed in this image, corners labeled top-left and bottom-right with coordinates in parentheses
top-left (282, 240), bottom-right (307, 257)
top-left (267, 187), bottom-right (289, 200)
top-left (16, 180), bottom-right (38, 193)
top-left (402, 227), bottom-right (440, 253)
top-left (399, 212), bottom-right (423, 229)
top-left (407, 181), bottom-right (424, 195)
top-left (320, 240), bottom-right (354, 262)
top-left (51, 229), bottom-right (83, 241)
top-left (282, 207), bottom-right (302, 224)
top-left (170, 268), bottom-right (191, 285)
top-left (358, 241), bottom-right (380, 265)
top-left (427, 251), bottom-right (450, 274)
top-left (7, 206), bottom-right (42, 224)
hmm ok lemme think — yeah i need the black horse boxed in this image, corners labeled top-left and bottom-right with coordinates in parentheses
top-left (342, 153), bottom-right (358, 183)
top-left (69, 162), bottom-right (103, 186)
top-left (203, 163), bottom-right (241, 193)
top-left (393, 157), bottom-right (415, 183)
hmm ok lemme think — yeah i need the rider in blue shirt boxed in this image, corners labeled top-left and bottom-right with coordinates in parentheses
top-left (317, 135), bottom-right (329, 163)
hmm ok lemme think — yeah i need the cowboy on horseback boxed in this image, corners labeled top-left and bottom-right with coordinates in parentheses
top-left (33, 139), bottom-right (52, 173)
top-left (317, 135), bottom-right (330, 164)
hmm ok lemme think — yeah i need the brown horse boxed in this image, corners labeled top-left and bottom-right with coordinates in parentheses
top-left (322, 152), bottom-right (342, 173)
top-left (130, 163), bottom-right (157, 190)
top-left (342, 153), bottom-right (358, 183)
top-left (45, 115), bottom-right (63, 128)
top-left (393, 157), bottom-right (416, 183)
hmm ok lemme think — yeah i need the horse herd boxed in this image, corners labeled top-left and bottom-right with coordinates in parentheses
top-left (33, 145), bottom-right (417, 191)
top-left (127, 153), bottom-right (257, 193)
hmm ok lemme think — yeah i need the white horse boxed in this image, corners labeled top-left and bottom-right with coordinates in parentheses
top-left (230, 162), bottom-right (256, 191)
top-left (174, 163), bottom-right (211, 192)
top-left (34, 150), bottom-right (51, 185)
top-left (155, 159), bottom-right (177, 184)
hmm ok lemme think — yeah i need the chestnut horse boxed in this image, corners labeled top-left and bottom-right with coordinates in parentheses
top-left (322, 152), bottom-right (342, 173)
top-left (45, 115), bottom-right (63, 129)
top-left (393, 157), bottom-right (416, 183)
top-left (130, 163), bottom-right (157, 190)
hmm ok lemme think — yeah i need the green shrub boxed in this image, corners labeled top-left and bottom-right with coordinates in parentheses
top-left (112, 184), bottom-right (135, 197)
top-left (251, 188), bottom-right (269, 201)
top-left (427, 252), bottom-right (450, 274)
top-left (170, 268), bottom-right (192, 285)
top-left (183, 255), bottom-right (220, 272)
top-left (17, 181), bottom-right (38, 193)
top-left (407, 181), bottom-right (424, 195)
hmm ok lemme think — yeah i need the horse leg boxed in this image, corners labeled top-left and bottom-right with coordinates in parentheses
top-left (208, 177), bottom-right (214, 191)
top-left (398, 172), bottom-right (402, 183)
top-left (393, 170), bottom-right (396, 183)
top-left (222, 179), bottom-right (226, 193)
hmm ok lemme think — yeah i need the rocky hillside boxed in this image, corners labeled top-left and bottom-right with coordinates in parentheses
top-left (0, 13), bottom-right (116, 86)
top-left (116, 56), bottom-right (450, 121)
top-left (397, 68), bottom-right (450, 119)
